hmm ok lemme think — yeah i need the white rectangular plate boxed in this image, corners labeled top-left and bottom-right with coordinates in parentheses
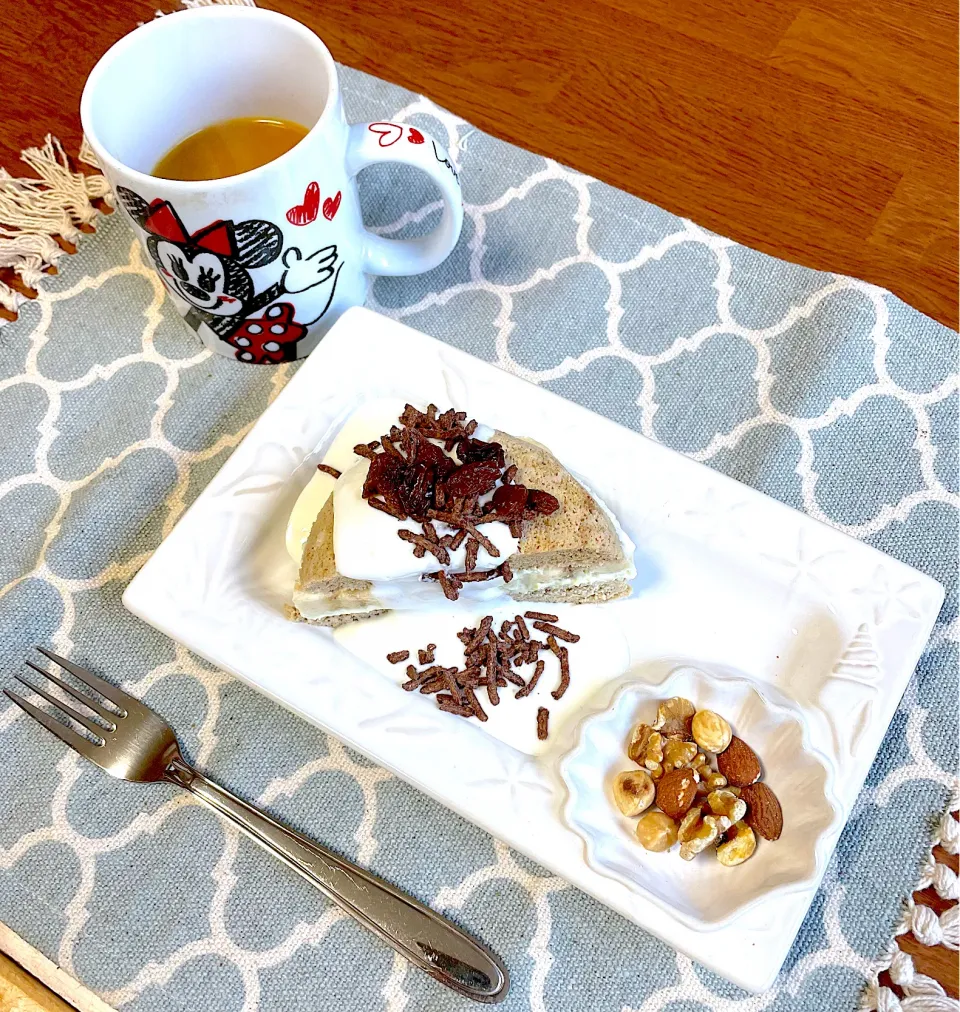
top-left (124, 307), bottom-right (944, 992)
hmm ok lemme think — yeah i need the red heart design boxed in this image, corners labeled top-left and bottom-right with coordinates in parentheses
top-left (322, 191), bottom-right (342, 221)
top-left (407, 128), bottom-right (425, 144)
top-left (286, 181), bottom-right (320, 226)
top-left (368, 122), bottom-right (403, 147)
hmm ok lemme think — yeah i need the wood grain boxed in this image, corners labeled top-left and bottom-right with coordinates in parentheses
top-left (0, 0), bottom-right (956, 1006)
top-left (0, 0), bottom-right (955, 326)
top-left (0, 951), bottom-right (76, 1012)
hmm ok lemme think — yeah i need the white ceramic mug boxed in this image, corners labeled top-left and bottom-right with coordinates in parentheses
top-left (80, 6), bottom-right (463, 363)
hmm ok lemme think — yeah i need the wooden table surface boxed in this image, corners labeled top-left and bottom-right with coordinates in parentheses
top-left (0, 0), bottom-right (957, 328)
top-left (0, 0), bottom-right (956, 1008)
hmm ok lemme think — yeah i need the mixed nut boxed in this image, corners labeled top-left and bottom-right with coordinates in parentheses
top-left (612, 697), bottom-right (783, 866)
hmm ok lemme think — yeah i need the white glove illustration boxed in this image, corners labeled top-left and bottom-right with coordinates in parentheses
top-left (281, 245), bottom-right (338, 293)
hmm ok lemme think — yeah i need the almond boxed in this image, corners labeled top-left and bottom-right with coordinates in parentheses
top-left (655, 768), bottom-right (698, 820)
top-left (716, 736), bottom-right (762, 787)
top-left (740, 782), bottom-right (783, 841)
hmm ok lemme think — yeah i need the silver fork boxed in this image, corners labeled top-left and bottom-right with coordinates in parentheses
top-left (7, 647), bottom-right (509, 1004)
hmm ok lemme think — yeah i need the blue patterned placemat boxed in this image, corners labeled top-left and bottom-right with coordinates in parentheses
top-left (0, 65), bottom-right (957, 1012)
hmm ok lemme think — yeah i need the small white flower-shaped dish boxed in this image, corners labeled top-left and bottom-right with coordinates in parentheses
top-left (559, 665), bottom-right (842, 931)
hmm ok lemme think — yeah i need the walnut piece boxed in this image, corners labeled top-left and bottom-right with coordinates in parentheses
top-left (707, 788), bottom-right (747, 825)
top-left (628, 725), bottom-right (664, 779)
top-left (678, 812), bottom-right (728, 861)
top-left (677, 805), bottom-right (704, 844)
top-left (716, 821), bottom-right (757, 866)
top-left (662, 739), bottom-right (699, 771)
top-left (695, 761), bottom-right (728, 795)
top-left (635, 811), bottom-right (678, 852)
top-left (652, 696), bottom-right (696, 740)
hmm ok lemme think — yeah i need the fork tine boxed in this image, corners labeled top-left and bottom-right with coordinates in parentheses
top-left (4, 689), bottom-right (104, 759)
top-left (34, 647), bottom-right (131, 715)
top-left (15, 676), bottom-right (108, 741)
top-left (25, 661), bottom-right (118, 726)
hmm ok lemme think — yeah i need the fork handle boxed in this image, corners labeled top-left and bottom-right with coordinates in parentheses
top-left (165, 758), bottom-right (508, 1004)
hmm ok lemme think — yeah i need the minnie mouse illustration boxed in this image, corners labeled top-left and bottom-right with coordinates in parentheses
top-left (116, 186), bottom-right (343, 363)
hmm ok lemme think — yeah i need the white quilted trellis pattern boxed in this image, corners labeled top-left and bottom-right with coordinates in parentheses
top-left (0, 61), bottom-right (956, 1012)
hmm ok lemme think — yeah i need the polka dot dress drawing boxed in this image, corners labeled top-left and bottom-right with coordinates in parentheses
top-left (115, 187), bottom-right (343, 363)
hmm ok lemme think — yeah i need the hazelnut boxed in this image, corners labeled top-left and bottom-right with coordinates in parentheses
top-left (635, 811), bottom-right (678, 852)
top-left (612, 770), bottom-right (656, 817)
top-left (691, 709), bottom-right (733, 754)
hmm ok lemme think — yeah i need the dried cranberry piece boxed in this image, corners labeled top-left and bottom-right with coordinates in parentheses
top-left (458, 438), bottom-right (505, 468)
top-left (413, 435), bottom-right (456, 477)
top-left (363, 453), bottom-right (402, 499)
top-left (399, 462), bottom-right (434, 517)
top-left (490, 483), bottom-right (528, 518)
top-left (444, 459), bottom-right (501, 499)
top-left (526, 489), bottom-right (560, 515)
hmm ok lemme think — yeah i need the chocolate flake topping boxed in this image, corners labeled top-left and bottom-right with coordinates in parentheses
top-left (354, 404), bottom-right (560, 599)
top-left (537, 707), bottom-right (550, 741)
top-left (317, 463), bottom-right (342, 479)
top-left (391, 612), bottom-right (579, 740)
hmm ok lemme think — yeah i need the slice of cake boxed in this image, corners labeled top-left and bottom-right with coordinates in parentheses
top-left (288, 401), bottom-right (634, 626)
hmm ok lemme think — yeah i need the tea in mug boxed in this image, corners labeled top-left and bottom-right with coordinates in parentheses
top-left (153, 116), bottom-right (309, 181)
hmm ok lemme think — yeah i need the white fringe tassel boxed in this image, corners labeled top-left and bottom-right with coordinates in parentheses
top-left (861, 797), bottom-right (960, 1012)
top-left (0, 135), bottom-right (110, 317)
top-left (0, 0), bottom-right (253, 322)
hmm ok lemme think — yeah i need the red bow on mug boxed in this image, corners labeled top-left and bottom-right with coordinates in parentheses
top-left (142, 199), bottom-right (236, 257)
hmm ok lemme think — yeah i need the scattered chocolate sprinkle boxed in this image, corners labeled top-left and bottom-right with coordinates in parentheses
top-left (501, 668), bottom-right (526, 688)
top-left (515, 659), bottom-right (544, 699)
top-left (462, 684), bottom-right (488, 721)
top-left (437, 696), bottom-right (473, 717)
top-left (353, 443), bottom-right (376, 460)
top-left (524, 611), bottom-right (559, 623)
top-left (464, 538), bottom-right (479, 573)
top-left (503, 465), bottom-right (518, 484)
top-left (317, 463), bottom-right (342, 479)
top-left (436, 570), bottom-right (460, 601)
top-left (398, 528), bottom-right (450, 564)
top-left (485, 641), bottom-right (500, 706)
top-left (533, 621), bottom-right (580, 643)
top-left (537, 707), bottom-right (550, 740)
top-left (450, 528), bottom-right (468, 550)
top-left (418, 644), bottom-right (436, 665)
top-left (551, 647), bottom-right (571, 700)
top-left (500, 560), bottom-right (514, 583)
top-left (368, 496), bottom-right (405, 519)
top-left (390, 611), bottom-right (581, 739)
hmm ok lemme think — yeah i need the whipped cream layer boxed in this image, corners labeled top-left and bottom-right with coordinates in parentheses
top-left (332, 458), bottom-right (516, 583)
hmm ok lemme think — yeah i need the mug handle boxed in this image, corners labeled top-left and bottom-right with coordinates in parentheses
top-left (345, 122), bottom-right (464, 277)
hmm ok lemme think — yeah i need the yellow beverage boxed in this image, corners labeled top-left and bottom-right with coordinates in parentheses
top-left (153, 116), bottom-right (309, 181)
